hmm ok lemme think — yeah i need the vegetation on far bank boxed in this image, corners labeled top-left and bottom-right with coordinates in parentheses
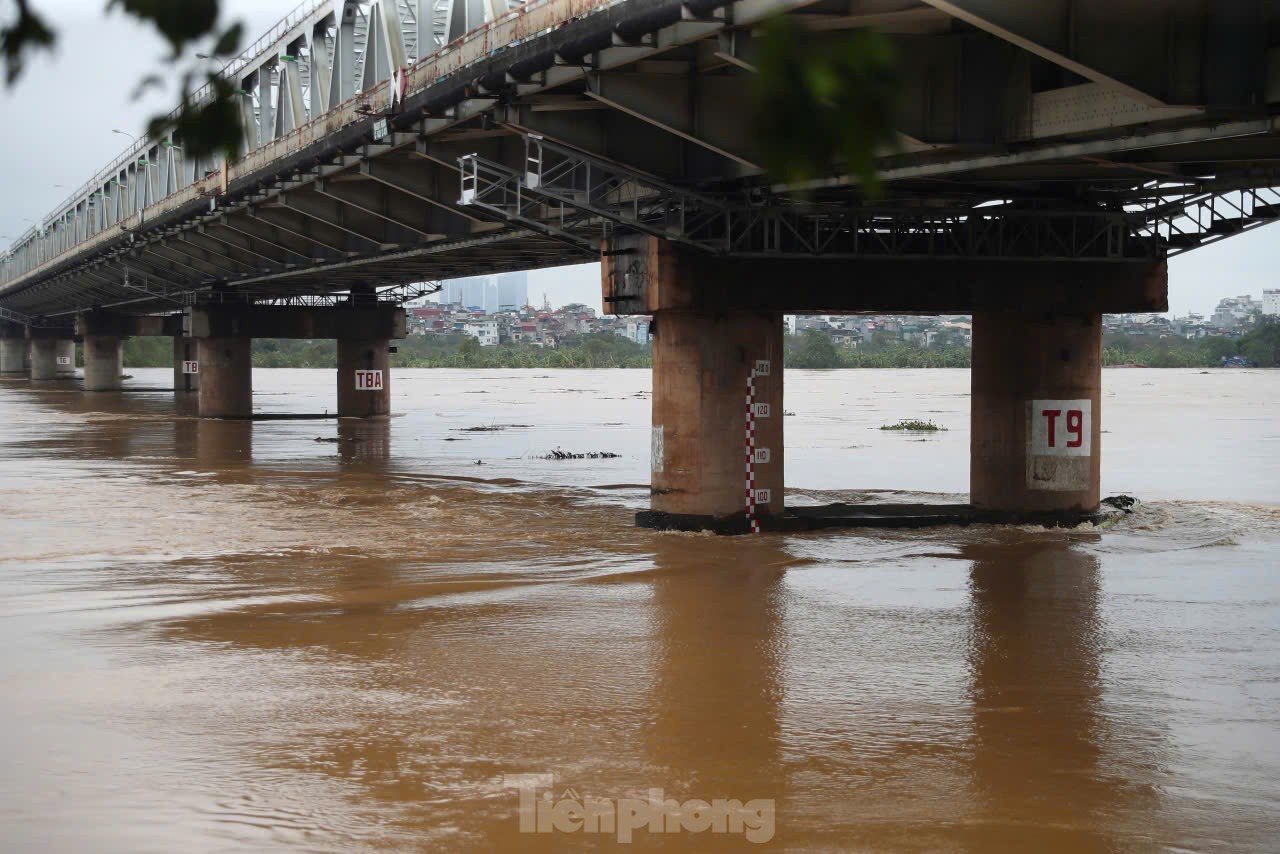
top-left (118, 318), bottom-right (1280, 370)
top-left (786, 321), bottom-right (1280, 369)
top-left (1104, 318), bottom-right (1280, 368)
top-left (122, 332), bottom-right (651, 370)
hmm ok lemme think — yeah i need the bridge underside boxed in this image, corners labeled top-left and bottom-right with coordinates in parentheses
top-left (2, 0), bottom-right (1279, 322)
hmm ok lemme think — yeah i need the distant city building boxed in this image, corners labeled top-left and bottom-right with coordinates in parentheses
top-left (1263, 289), bottom-right (1280, 317)
top-left (463, 319), bottom-right (500, 347)
top-left (496, 272), bottom-right (529, 314)
top-left (440, 271), bottom-right (529, 314)
top-left (1210, 295), bottom-right (1262, 329)
top-left (614, 319), bottom-right (651, 345)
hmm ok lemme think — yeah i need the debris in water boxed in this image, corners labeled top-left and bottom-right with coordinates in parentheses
top-left (459, 423), bottom-right (534, 432)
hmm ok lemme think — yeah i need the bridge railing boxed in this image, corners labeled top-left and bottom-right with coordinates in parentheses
top-left (9, 0), bottom-right (332, 259)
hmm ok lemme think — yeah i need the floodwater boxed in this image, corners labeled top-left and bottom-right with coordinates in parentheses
top-left (0, 367), bottom-right (1277, 852)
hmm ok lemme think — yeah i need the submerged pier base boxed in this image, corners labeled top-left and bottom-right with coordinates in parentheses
top-left (639, 500), bottom-right (1125, 535)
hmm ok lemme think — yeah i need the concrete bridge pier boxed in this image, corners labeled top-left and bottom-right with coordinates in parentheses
top-left (83, 336), bottom-right (124, 391)
top-left (54, 341), bottom-right (76, 378)
top-left (28, 331), bottom-right (74, 381)
top-left (197, 337), bottom-right (253, 419)
top-left (971, 312), bottom-right (1102, 514)
top-left (174, 336), bottom-right (200, 392)
top-left (606, 234), bottom-right (1165, 533)
top-left (76, 311), bottom-right (131, 391)
top-left (29, 338), bottom-right (58, 380)
top-left (0, 338), bottom-right (24, 375)
top-left (0, 324), bottom-right (27, 375)
top-left (190, 303), bottom-right (405, 419)
top-left (649, 309), bottom-right (785, 529)
top-left (337, 338), bottom-right (391, 418)
top-left (604, 237), bottom-right (785, 530)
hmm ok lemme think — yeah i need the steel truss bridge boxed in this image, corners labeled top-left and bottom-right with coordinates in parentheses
top-left (3, 0), bottom-right (1280, 325)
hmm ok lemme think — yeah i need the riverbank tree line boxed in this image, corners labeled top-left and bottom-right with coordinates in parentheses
top-left (121, 332), bottom-right (652, 369)
top-left (118, 319), bottom-right (1280, 369)
top-left (786, 323), bottom-right (1280, 368)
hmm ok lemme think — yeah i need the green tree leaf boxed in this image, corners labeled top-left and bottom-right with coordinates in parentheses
top-left (0, 0), bottom-right (56, 84)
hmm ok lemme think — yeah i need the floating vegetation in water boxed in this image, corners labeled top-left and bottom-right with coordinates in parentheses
top-left (879, 419), bottom-right (946, 432)
top-left (1101, 494), bottom-right (1138, 513)
top-left (541, 449), bottom-right (622, 460)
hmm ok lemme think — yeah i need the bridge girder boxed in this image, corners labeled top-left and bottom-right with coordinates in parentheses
top-left (919, 0), bottom-right (1273, 109)
top-left (204, 216), bottom-right (319, 263)
top-left (3, 0), bottom-right (1280, 318)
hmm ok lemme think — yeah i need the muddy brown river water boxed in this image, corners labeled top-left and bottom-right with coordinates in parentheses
top-left (0, 367), bottom-right (1277, 851)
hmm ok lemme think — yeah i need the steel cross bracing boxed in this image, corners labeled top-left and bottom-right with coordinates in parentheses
top-left (0, 305), bottom-right (34, 326)
top-left (1125, 182), bottom-right (1280, 257)
top-left (0, 305), bottom-right (71, 329)
top-left (459, 152), bottom-right (604, 252)
top-left (460, 134), bottom-right (1280, 262)
top-left (198, 281), bottom-right (442, 306)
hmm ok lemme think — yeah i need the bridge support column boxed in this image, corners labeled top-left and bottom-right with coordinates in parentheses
top-left (337, 338), bottom-right (390, 418)
top-left (173, 336), bottom-right (199, 392)
top-left (971, 312), bottom-right (1102, 514)
top-left (83, 336), bottom-right (123, 391)
top-left (29, 338), bottom-right (70, 381)
top-left (197, 338), bottom-right (252, 419)
top-left (0, 336), bottom-right (25, 375)
top-left (56, 340), bottom-right (77, 378)
top-left (646, 309), bottom-right (785, 529)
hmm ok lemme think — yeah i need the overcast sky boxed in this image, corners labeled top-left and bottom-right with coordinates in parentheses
top-left (0, 0), bottom-right (1272, 316)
